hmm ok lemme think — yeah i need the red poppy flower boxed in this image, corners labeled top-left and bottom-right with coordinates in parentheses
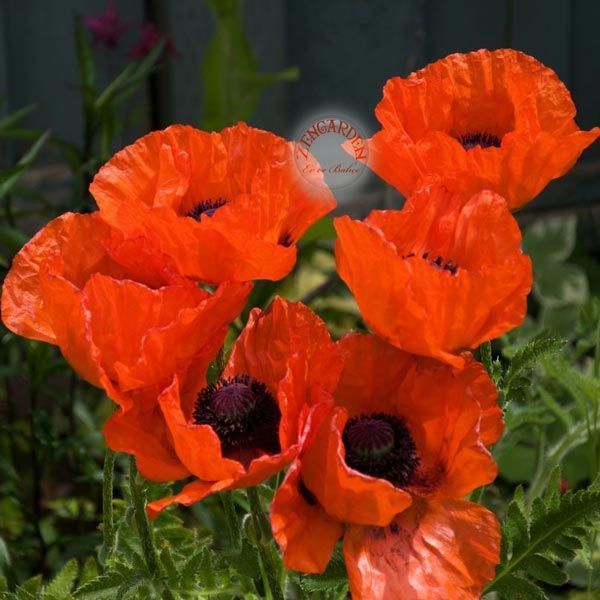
top-left (334, 183), bottom-right (532, 367)
top-left (0, 212), bottom-right (251, 408)
top-left (364, 49), bottom-right (599, 210)
top-left (142, 297), bottom-right (343, 516)
top-left (90, 123), bottom-right (336, 283)
top-left (270, 333), bottom-right (502, 599)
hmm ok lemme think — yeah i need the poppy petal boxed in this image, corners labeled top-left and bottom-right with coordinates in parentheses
top-left (402, 359), bottom-right (501, 498)
top-left (1, 212), bottom-right (120, 344)
top-left (103, 399), bottom-right (190, 482)
top-left (270, 460), bottom-right (344, 573)
top-left (147, 477), bottom-right (236, 519)
top-left (343, 498), bottom-right (500, 600)
top-left (225, 297), bottom-right (342, 447)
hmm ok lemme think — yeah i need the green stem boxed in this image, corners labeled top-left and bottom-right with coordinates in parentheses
top-left (246, 487), bottom-right (284, 600)
top-left (128, 457), bottom-right (176, 600)
top-left (101, 448), bottom-right (116, 565)
top-left (221, 492), bottom-right (242, 551)
top-left (527, 422), bottom-right (588, 500)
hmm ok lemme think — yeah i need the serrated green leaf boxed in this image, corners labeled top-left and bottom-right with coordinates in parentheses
top-left (543, 465), bottom-right (562, 510)
top-left (522, 554), bottom-right (568, 585)
top-left (74, 570), bottom-right (127, 599)
top-left (16, 575), bottom-right (42, 600)
top-left (44, 559), bottom-right (78, 599)
top-left (159, 546), bottom-right (178, 582)
top-left (488, 486), bottom-right (600, 593)
top-left (504, 330), bottom-right (566, 398)
top-left (115, 575), bottom-right (145, 599)
top-left (79, 557), bottom-right (98, 586)
top-left (297, 547), bottom-right (347, 594)
top-left (494, 574), bottom-right (548, 599)
top-left (179, 542), bottom-right (209, 588)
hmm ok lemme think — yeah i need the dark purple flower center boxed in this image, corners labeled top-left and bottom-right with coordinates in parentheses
top-left (278, 231), bottom-right (294, 247)
top-left (186, 198), bottom-right (226, 220)
top-left (343, 413), bottom-right (419, 488)
top-left (193, 375), bottom-right (281, 460)
top-left (457, 132), bottom-right (501, 150)
top-left (402, 251), bottom-right (459, 275)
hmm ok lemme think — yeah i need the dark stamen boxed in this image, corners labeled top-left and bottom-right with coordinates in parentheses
top-left (278, 231), bottom-right (294, 247)
top-left (193, 374), bottom-right (281, 461)
top-left (402, 251), bottom-right (460, 276)
top-left (186, 198), bottom-right (226, 220)
top-left (457, 132), bottom-right (501, 150)
top-left (342, 412), bottom-right (419, 488)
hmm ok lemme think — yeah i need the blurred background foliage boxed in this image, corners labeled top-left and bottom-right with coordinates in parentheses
top-left (0, 1), bottom-right (599, 598)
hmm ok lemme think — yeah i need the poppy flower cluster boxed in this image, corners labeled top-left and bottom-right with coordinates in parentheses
top-left (1, 49), bottom-right (596, 600)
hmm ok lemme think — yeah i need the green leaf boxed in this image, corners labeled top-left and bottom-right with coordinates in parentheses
top-left (44, 559), bottom-right (78, 599)
top-left (115, 575), bottom-right (146, 599)
top-left (297, 547), bottom-right (348, 594)
top-left (522, 554), bottom-right (568, 585)
top-left (0, 576), bottom-right (7, 592)
top-left (0, 130), bottom-right (50, 199)
top-left (0, 104), bottom-right (37, 133)
top-left (493, 574), bottom-right (548, 599)
top-left (301, 217), bottom-right (336, 244)
top-left (503, 330), bottom-right (566, 398)
top-left (534, 263), bottom-right (589, 308)
top-left (79, 558), bottom-right (98, 587)
top-left (201, 0), bottom-right (299, 130)
top-left (16, 575), bottom-right (42, 600)
top-left (74, 571), bottom-right (128, 599)
top-left (487, 484), bottom-right (600, 594)
top-left (73, 17), bottom-right (96, 109)
top-left (523, 215), bottom-right (577, 265)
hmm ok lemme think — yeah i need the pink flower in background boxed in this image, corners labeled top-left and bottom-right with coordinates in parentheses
top-left (82, 0), bottom-right (129, 48)
top-left (129, 23), bottom-right (181, 59)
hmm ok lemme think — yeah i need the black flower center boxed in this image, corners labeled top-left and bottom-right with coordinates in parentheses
top-left (186, 198), bottom-right (226, 220)
top-left (193, 375), bottom-right (281, 461)
top-left (343, 413), bottom-right (419, 488)
top-left (402, 251), bottom-right (459, 275)
top-left (457, 132), bottom-right (501, 150)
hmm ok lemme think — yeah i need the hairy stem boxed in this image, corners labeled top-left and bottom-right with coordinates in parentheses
top-left (221, 492), bottom-right (242, 551)
top-left (246, 487), bottom-right (284, 600)
top-left (128, 457), bottom-right (176, 600)
top-left (101, 448), bottom-right (116, 566)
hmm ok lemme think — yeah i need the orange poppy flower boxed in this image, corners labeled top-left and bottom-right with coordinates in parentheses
top-left (364, 49), bottom-right (599, 210)
top-left (90, 122), bottom-right (336, 284)
top-left (143, 297), bottom-right (343, 517)
top-left (0, 212), bottom-right (251, 408)
top-left (334, 183), bottom-right (532, 367)
top-left (270, 333), bottom-right (502, 599)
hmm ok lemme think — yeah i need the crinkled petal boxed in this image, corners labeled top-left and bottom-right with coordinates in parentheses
top-left (343, 498), bottom-right (500, 600)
